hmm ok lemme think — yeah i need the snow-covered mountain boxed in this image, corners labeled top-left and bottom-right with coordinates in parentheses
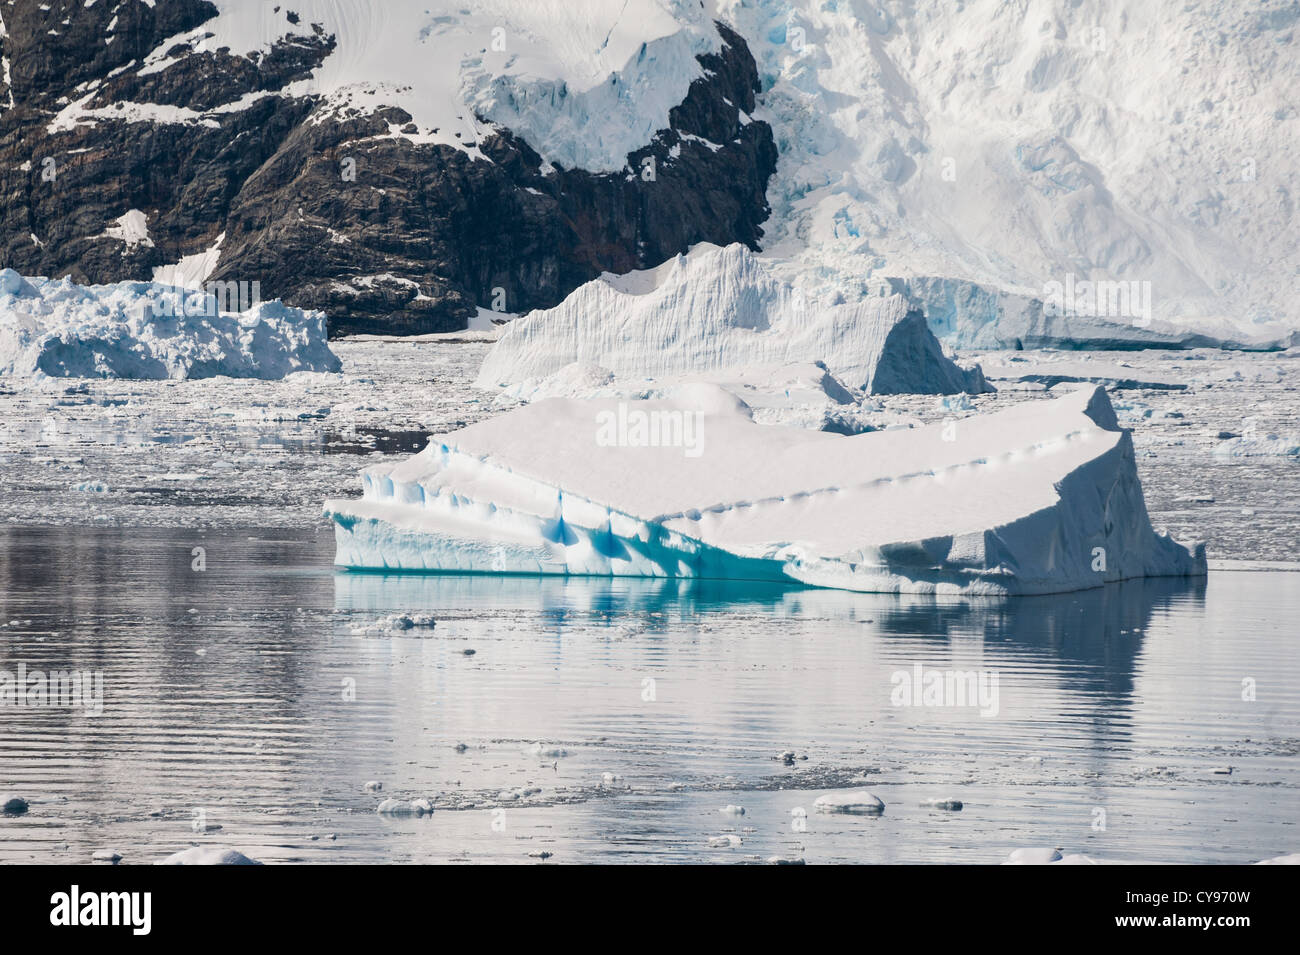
top-left (2, 0), bottom-right (1294, 343)
top-left (720, 0), bottom-right (1299, 345)
top-left (0, 0), bottom-right (775, 334)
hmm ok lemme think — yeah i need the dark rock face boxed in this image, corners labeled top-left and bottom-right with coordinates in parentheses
top-left (0, 4), bottom-right (775, 335)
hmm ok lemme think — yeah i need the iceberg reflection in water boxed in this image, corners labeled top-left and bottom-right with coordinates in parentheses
top-left (1, 525), bottom-right (1292, 864)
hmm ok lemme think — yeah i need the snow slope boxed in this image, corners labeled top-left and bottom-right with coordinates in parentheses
top-left (716, 0), bottom-right (1300, 343)
top-left (124, 0), bottom-right (719, 172)
top-left (476, 243), bottom-right (987, 396)
top-left (324, 384), bottom-right (1206, 595)
top-left (0, 269), bottom-right (340, 380)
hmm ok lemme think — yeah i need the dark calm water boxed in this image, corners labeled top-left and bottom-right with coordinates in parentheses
top-left (0, 524), bottom-right (1296, 864)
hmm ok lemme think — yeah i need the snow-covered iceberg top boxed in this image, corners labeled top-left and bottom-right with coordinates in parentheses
top-left (324, 383), bottom-right (1206, 596)
top-left (476, 243), bottom-right (986, 396)
top-left (0, 269), bottom-right (341, 380)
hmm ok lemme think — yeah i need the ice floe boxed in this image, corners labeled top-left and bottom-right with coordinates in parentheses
top-left (325, 384), bottom-right (1206, 595)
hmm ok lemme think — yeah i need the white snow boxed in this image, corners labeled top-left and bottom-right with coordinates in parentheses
top-left (715, 0), bottom-right (1300, 343)
top-left (102, 209), bottom-right (154, 249)
top-left (325, 383), bottom-right (1206, 596)
top-left (476, 243), bottom-right (987, 396)
top-left (152, 233), bottom-right (225, 289)
top-left (0, 269), bottom-right (341, 379)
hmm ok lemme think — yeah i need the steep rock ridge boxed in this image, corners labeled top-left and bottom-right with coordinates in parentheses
top-left (0, 1), bottom-right (776, 335)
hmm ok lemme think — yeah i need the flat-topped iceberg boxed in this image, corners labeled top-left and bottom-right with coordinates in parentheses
top-left (325, 384), bottom-right (1206, 596)
top-left (475, 244), bottom-right (987, 396)
top-left (0, 269), bottom-right (341, 380)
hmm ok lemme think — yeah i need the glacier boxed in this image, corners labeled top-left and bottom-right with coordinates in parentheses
top-left (324, 383), bottom-right (1206, 596)
top-left (0, 269), bottom-right (340, 379)
top-left (716, 0), bottom-right (1299, 344)
top-left (476, 243), bottom-right (988, 397)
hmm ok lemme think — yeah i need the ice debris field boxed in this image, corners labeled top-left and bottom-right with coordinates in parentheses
top-left (326, 383), bottom-right (1206, 596)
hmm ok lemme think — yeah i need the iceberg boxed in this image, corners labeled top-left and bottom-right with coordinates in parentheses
top-left (324, 383), bottom-right (1206, 596)
top-left (0, 269), bottom-right (340, 379)
top-left (475, 244), bottom-right (988, 397)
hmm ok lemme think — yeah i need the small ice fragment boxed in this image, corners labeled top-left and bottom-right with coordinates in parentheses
top-left (363, 781), bottom-right (382, 792)
top-left (707, 834), bottom-right (742, 848)
top-left (767, 856), bottom-right (806, 865)
top-left (923, 798), bottom-right (963, 811)
top-left (1005, 847), bottom-right (1064, 865)
top-left (376, 798), bottom-right (417, 816)
top-left (158, 847), bottom-right (262, 865)
top-left (719, 805), bottom-right (746, 816)
top-left (813, 790), bottom-right (885, 815)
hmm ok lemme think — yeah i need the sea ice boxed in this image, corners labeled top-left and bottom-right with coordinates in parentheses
top-left (325, 384), bottom-right (1206, 596)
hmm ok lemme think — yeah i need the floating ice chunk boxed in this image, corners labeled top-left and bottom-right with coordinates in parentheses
top-left (707, 834), bottom-right (742, 848)
top-left (158, 847), bottom-right (262, 865)
top-left (814, 790), bottom-right (885, 815)
top-left (325, 385), bottom-right (1206, 596)
top-left (0, 271), bottom-right (340, 379)
top-left (922, 798), bottom-right (963, 811)
top-left (530, 743), bottom-right (568, 759)
top-left (1213, 433), bottom-right (1300, 458)
top-left (719, 805), bottom-right (746, 816)
top-left (476, 244), bottom-right (987, 396)
top-left (363, 781), bottom-right (383, 792)
top-left (1005, 848), bottom-right (1063, 865)
top-left (1257, 853), bottom-right (1300, 865)
top-left (376, 797), bottom-right (433, 816)
top-left (350, 612), bottom-right (437, 636)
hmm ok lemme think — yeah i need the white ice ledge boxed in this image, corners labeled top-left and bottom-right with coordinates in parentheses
top-left (324, 384), bottom-right (1206, 596)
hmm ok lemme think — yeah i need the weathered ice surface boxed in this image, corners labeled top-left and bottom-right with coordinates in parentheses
top-left (325, 384), bottom-right (1206, 595)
